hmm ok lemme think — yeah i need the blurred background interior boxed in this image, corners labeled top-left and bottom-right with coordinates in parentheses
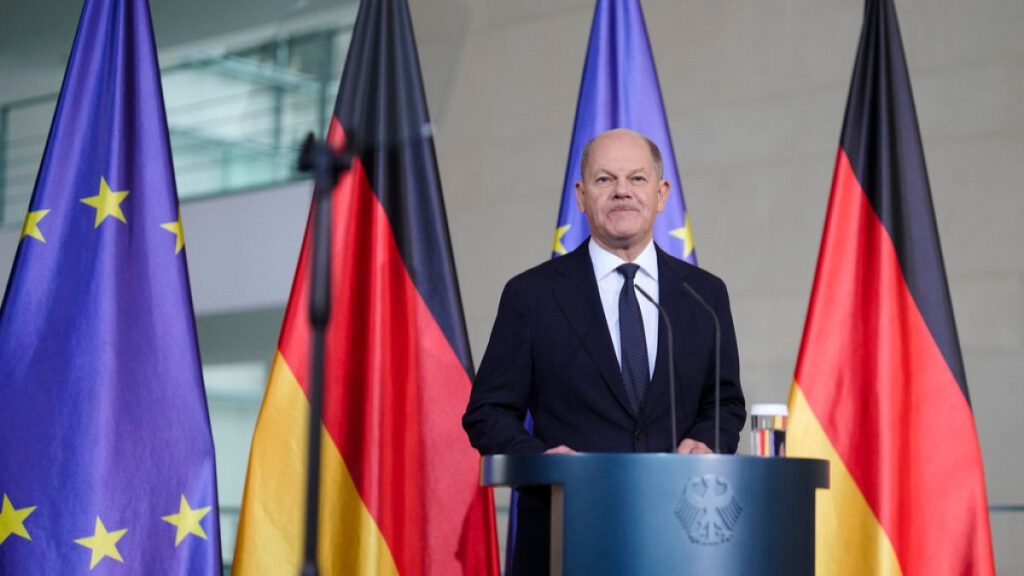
top-left (1, 0), bottom-right (1021, 572)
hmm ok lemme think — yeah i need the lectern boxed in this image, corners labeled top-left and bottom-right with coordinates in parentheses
top-left (483, 454), bottom-right (829, 576)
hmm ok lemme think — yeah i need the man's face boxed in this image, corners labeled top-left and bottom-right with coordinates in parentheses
top-left (575, 132), bottom-right (669, 253)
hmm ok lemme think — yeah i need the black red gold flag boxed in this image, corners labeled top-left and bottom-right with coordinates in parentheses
top-left (788, 1), bottom-right (994, 574)
top-left (233, 0), bottom-right (500, 573)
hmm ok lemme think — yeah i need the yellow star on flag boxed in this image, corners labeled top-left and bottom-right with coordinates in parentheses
top-left (80, 176), bottom-right (129, 228)
top-left (74, 516), bottom-right (127, 569)
top-left (0, 494), bottom-right (36, 545)
top-left (669, 213), bottom-right (695, 259)
top-left (161, 495), bottom-right (210, 546)
top-left (160, 211), bottom-right (186, 254)
top-left (552, 224), bottom-right (571, 255)
top-left (20, 209), bottom-right (50, 243)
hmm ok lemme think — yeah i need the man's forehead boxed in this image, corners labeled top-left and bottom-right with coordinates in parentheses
top-left (579, 128), bottom-right (664, 181)
top-left (587, 140), bottom-right (656, 171)
top-left (590, 131), bottom-right (646, 153)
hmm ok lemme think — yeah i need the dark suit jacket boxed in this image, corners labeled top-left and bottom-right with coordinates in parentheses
top-left (463, 240), bottom-right (745, 574)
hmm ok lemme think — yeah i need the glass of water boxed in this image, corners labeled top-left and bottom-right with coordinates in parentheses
top-left (750, 403), bottom-right (787, 457)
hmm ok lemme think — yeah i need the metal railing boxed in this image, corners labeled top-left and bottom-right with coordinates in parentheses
top-left (0, 26), bottom-right (352, 228)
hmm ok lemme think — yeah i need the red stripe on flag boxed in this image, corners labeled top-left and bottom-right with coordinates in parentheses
top-left (276, 119), bottom-right (498, 575)
top-left (795, 149), bottom-right (993, 575)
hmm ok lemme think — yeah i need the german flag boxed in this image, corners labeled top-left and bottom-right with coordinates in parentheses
top-left (787, 1), bottom-right (994, 574)
top-left (232, 0), bottom-right (500, 573)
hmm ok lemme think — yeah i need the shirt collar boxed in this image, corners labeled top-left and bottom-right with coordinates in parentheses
top-left (588, 237), bottom-right (659, 282)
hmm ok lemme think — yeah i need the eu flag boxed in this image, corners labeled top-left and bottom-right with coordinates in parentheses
top-left (0, 0), bottom-right (221, 573)
top-left (552, 0), bottom-right (696, 264)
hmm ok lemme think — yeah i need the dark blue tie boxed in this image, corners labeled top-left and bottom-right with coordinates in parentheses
top-left (617, 263), bottom-right (650, 416)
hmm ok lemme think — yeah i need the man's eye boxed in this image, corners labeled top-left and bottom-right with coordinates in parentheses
top-left (595, 176), bottom-right (611, 183)
top-left (631, 176), bottom-right (647, 183)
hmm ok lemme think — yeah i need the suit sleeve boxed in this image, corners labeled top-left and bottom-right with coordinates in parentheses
top-left (463, 279), bottom-right (547, 455)
top-left (683, 277), bottom-right (747, 453)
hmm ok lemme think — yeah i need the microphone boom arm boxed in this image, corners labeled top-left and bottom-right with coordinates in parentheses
top-left (681, 282), bottom-right (721, 454)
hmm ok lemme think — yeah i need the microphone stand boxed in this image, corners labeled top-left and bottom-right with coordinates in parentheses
top-left (681, 283), bottom-right (721, 454)
top-left (296, 132), bottom-right (355, 576)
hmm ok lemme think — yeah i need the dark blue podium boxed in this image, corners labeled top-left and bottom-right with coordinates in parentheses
top-left (482, 454), bottom-right (829, 575)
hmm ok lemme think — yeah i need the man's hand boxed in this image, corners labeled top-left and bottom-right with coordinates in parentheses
top-left (544, 445), bottom-right (578, 454)
top-left (676, 438), bottom-right (713, 455)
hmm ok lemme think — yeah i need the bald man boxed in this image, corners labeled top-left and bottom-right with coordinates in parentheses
top-left (463, 129), bottom-right (746, 575)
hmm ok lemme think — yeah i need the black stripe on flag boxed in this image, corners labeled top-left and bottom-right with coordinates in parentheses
top-left (332, 0), bottom-right (474, 378)
top-left (839, 0), bottom-right (969, 401)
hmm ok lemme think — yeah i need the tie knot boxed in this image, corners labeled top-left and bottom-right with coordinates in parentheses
top-left (617, 263), bottom-right (640, 283)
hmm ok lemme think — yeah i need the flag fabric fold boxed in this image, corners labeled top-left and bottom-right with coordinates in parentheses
top-left (787, 1), bottom-right (994, 574)
top-left (233, 0), bottom-right (499, 574)
top-left (0, 0), bottom-right (222, 573)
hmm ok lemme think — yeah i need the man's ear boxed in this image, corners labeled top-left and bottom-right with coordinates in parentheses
top-left (657, 180), bottom-right (670, 213)
top-left (575, 181), bottom-right (586, 213)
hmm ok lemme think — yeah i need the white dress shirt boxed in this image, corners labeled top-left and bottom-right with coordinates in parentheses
top-left (588, 238), bottom-right (659, 378)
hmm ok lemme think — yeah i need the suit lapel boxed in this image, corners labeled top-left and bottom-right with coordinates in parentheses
top-left (552, 242), bottom-right (634, 416)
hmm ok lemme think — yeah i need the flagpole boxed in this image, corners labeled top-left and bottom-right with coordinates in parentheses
top-left (297, 133), bottom-right (355, 576)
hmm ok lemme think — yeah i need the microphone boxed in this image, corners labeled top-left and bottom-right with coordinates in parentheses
top-left (681, 282), bottom-right (721, 454)
top-left (633, 284), bottom-right (677, 453)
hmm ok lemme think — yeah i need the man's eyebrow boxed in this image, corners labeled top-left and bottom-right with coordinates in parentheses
top-left (592, 166), bottom-right (648, 176)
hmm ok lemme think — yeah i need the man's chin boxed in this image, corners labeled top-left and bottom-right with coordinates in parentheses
top-left (601, 217), bottom-right (644, 236)
top-left (593, 230), bottom-right (650, 250)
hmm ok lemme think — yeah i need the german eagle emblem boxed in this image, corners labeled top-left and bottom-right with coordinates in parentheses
top-left (675, 474), bottom-right (743, 545)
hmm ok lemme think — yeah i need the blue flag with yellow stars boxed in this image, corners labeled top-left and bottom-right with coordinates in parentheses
top-left (0, 0), bottom-right (221, 573)
top-left (552, 0), bottom-right (696, 263)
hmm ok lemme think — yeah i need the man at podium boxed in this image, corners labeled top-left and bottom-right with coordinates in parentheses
top-left (463, 128), bottom-right (746, 574)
